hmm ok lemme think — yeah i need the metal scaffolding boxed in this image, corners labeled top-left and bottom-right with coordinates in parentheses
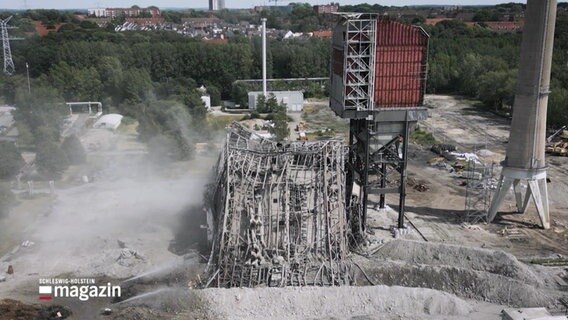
top-left (343, 14), bottom-right (376, 112)
top-left (464, 160), bottom-right (494, 224)
top-left (205, 123), bottom-right (352, 288)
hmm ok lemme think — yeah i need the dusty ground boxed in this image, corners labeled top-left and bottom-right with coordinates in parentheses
top-left (0, 123), bottom-right (210, 318)
top-left (393, 95), bottom-right (568, 258)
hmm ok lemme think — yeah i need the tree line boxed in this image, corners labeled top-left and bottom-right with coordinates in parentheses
top-left (0, 5), bottom-right (567, 167)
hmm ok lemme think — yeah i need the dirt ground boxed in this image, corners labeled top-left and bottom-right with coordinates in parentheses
top-left (395, 95), bottom-right (568, 258)
top-left (0, 96), bottom-right (567, 319)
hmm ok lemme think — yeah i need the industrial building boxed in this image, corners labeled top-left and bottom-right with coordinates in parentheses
top-left (248, 91), bottom-right (304, 112)
top-left (330, 14), bottom-right (429, 235)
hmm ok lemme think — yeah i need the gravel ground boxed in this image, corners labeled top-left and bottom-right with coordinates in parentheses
top-left (187, 285), bottom-right (477, 320)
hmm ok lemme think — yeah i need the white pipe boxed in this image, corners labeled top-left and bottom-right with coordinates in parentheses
top-left (261, 18), bottom-right (267, 97)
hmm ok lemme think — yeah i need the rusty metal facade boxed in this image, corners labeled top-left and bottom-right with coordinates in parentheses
top-left (329, 15), bottom-right (428, 119)
top-left (206, 123), bottom-right (352, 288)
top-left (374, 19), bottom-right (429, 108)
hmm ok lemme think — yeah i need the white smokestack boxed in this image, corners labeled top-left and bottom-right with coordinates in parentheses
top-left (261, 18), bottom-right (267, 97)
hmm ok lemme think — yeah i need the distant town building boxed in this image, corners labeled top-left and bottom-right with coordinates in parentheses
top-left (182, 17), bottom-right (221, 29)
top-left (425, 18), bottom-right (453, 26)
top-left (125, 17), bottom-right (165, 27)
top-left (484, 21), bottom-right (524, 32)
top-left (313, 3), bottom-right (339, 15)
top-left (88, 5), bottom-right (160, 18)
top-left (209, 0), bottom-right (225, 11)
top-left (254, 5), bottom-right (294, 14)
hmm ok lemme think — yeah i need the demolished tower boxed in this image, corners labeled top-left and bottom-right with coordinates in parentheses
top-left (205, 123), bottom-right (351, 287)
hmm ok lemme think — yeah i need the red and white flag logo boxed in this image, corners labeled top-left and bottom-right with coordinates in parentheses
top-left (39, 286), bottom-right (52, 300)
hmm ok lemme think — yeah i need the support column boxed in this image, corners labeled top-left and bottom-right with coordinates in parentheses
top-left (379, 163), bottom-right (386, 209)
top-left (397, 121), bottom-right (409, 229)
top-left (488, 168), bottom-right (550, 229)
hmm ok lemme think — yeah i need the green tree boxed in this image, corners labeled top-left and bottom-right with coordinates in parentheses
top-left (205, 85), bottom-right (222, 106)
top-left (35, 139), bottom-right (69, 179)
top-left (548, 87), bottom-right (568, 129)
top-left (137, 100), bottom-right (197, 160)
top-left (478, 69), bottom-right (516, 111)
top-left (255, 94), bottom-right (267, 112)
top-left (61, 135), bottom-right (86, 164)
top-left (121, 68), bottom-right (153, 105)
top-left (266, 94), bottom-right (279, 111)
top-left (183, 91), bottom-right (206, 123)
top-left (0, 184), bottom-right (16, 218)
top-left (270, 112), bottom-right (290, 141)
top-left (231, 82), bottom-right (249, 107)
top-left (96, 56), bottom-right (124, 103)
top-left (0, 142), bottom-right (25, 180)
top-left (50, 62), bottom-right (103, 101)
top-left (269, 101), bottom-right (290, 141)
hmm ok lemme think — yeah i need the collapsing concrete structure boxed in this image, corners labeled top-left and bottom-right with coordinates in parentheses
top-left (205, 123), bottom-right (351, 287)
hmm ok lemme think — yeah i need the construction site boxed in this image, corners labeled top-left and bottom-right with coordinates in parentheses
top-left (1, 1), bottom-right (568, 319)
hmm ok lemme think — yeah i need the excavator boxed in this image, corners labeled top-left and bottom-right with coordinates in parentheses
top-left (545, 125), bottom-right (568, 156)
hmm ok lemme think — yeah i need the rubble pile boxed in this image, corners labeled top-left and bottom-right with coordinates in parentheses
top-left (205, 123), bottom-right (350, 288)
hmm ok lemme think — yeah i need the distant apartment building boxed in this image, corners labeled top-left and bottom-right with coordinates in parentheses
top-left (209, 0), bottom-right (225, 11)
top-left (125, 17), bottom-right (165, 26)
top-left (484, 21), bottom-right (524, 32)
top-left (313, 3), bottom-right (339, 15)
top-left (88, 5), bottom-right (161, 18)
top-left (182, 17), bottom-right (221, 29)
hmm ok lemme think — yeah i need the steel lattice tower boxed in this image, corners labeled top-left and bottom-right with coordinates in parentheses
top-left (464, 160), bottom-right (494, 224)
top-left (1, 16), bottom-right (16, 76)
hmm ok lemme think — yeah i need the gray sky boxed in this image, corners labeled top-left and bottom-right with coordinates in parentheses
top-left (0, 1), bottom-right (559, 10)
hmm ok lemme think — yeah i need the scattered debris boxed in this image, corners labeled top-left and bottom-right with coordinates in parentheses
top-left (117, 248), bottom-right (145, 267)
top-left (530, 257), bottom-right (568, 267)
top-left (392, 225), bottom-right (414, 238)
top-left (0, 299), bottom-right (72, 320)
top-left (450, 152), bottom-right (481, 164)
top-left (413, 183), bottom-right (429, 192)
top-left (117, 239), bottom-right (127, 249)
top-left (477, 149), bottom-right (495, 157)
top-left (21, 240), bottom-right (34, 248)
top-left (461, 223), bottom-right (483, 231)
top-left (431, 144), bottom-right (457, 155)
top-left (407, 177), bottom-right (430, 192)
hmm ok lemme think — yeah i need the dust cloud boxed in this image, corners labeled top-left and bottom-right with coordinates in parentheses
top-left (0, 148), bottom-right (212, 286)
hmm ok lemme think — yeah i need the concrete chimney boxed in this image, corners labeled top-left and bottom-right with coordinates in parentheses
top-left (488, 0), bottom-right (557, 229)
top-left (261, 18), bottom-right (267, 97)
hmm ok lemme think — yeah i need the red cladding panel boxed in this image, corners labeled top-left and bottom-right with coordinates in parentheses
top-left (374, 19), bottom-right (429, 108)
